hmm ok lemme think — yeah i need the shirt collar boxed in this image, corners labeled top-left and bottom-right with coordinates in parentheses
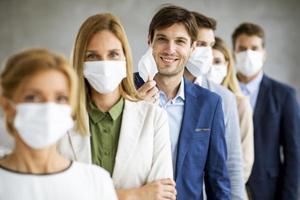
top-left (88, 97), bottom-right (124, 123)
top-left (159, 77), bottom-right (185, 104)
top-left (239, 71), bottom-right (264, 94)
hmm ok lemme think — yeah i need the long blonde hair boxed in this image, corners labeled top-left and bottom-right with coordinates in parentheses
top-left (213, 37), bottom-right (243, 97)
top-left (72, 13), bottom-right (140, 135)
top-left (0, 48), bottom-right (78, 135)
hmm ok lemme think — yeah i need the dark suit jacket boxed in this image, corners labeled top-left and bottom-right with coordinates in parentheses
top-left (134, 73), bottom-right (231, 199)
top-left (247, 75), bottom-right (300, 200)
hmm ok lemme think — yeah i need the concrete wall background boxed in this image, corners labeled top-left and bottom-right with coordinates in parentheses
top-left (1, 0), bottom-right (299, 98)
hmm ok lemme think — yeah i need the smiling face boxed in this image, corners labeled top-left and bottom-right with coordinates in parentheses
top-left (151, 23), bottom-right (194, 78)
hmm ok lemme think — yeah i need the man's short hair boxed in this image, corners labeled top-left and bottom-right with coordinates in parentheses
top-left (148, 4), bottom-right (198, 45)
top-left (191, 11), bottom-right (217, 31)
top-left (232, 22), bottom-right (265, 49)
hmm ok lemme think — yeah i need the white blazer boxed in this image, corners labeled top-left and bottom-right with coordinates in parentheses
top-left (58, 99), bottom-right (173, 189)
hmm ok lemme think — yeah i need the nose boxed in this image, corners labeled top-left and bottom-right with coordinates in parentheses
top-left (164, 41), bottom-right (176, 54)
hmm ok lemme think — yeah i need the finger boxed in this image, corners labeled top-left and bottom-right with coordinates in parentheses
top-left (146, 86), bottom-right (159, 97)
top-left (148, 75), bottom-right (153, 81)
top-left (159, 178), bottom-right (176, 186)
top-left (161, 191), bottom-right (176, 200)
top-left (137, 81), bottom-right (156, 94)
top-left (162, 185), bottom-right (177, 194)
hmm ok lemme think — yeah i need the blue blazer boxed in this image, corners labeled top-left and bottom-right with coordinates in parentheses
top-left (247, 75), bottom-right (300, 199)
top-left (134, 73), bottom-right (231, 199)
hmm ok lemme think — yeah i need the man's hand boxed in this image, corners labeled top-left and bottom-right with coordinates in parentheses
top-left (137, 76), bottom-right (159, 104)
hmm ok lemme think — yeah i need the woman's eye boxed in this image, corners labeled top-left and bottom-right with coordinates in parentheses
top-left (109, 52), bottom-right (120, 58)
top-left (23, 94), bottom-right (41, 102)
top-left (85, 53), bottom-right (98, 61)
top-left (56, 95), bottom-right (69, 104)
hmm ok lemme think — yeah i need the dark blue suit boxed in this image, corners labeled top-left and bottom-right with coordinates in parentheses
top-left (134, 73), bottom-right (231, 199)
top-left (247, 75), bottom-right (300, 199)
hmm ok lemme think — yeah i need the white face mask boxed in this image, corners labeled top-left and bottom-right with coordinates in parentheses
top-left (186, 46), bottom-right (213, 77)
top-left (14, 102), bottom-right (74, 149)
top-left (138, 47), bottom-right (158, 82)
top-left (207, 64), bottom-right (228, 85)
top-left (235, 50), bottom-right (264, 77)
top-left (84, 60), bottom-right (127, 94)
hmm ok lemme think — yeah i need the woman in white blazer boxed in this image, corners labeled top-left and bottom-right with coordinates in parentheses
top-left (58, 13), bottom-right (175, 200)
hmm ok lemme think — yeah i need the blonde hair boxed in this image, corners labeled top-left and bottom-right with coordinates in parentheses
top-left (213, 37), bottom-right (243, 98)
top-left (72, 13), bottom-right (140, 135)
top-left (0, 48), bottom-right (78, 134)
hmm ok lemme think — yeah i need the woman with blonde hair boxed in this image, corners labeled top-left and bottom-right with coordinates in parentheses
top-left (0, 48), bottom-right (117, 199)
top-left (208, 36), bottom-right (254, 183)
top-left (58, 13), bottom-right (175, 200)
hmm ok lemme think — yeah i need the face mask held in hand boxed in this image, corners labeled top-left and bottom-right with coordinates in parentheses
top-left (83, 60), bottom-right (127, 94)
top-left (138, 48), bottom-right (158, 82)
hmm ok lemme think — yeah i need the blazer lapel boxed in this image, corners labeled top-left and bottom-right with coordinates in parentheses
top-left (175, 79), bottom-right (203, 179)
top-left (66, 128), bottom-right (92, 163)
top-left (253, 75), bottom-right (271, 129)
top-left (112, 100), bottom-right (144, 182)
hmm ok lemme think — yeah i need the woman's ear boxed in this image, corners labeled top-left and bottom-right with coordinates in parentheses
top-left (0, 96), bottom-right (15, 117)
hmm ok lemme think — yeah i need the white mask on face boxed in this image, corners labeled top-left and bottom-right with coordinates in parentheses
top-left (186, 46), bottom-right (213, 77)
top-left (83, 61), bottom-right (127, 94)
top-left (207, 64), bottom-right (228, 85)
top-left (138, 48), bottom-right (158, 82)
top-left (235, 50), bottom-right (264, 77)
top-left (14, 102), bottom-right (74, 149)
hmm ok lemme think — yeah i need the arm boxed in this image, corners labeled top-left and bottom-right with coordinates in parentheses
top-left (224, 96), bottom-right (246, 200)
top-left (237, 96), bottom-right (254, 182)
top-left (205, 97), bottom-right (231, 200)
top-left (280, 89), bottom-right (300, 199)
top-left (116, 179), bottom-right (176, 200)
top-left (147, 107), bottom-right (173, 181)
top-left (117, 107), bottom-right (175, 200)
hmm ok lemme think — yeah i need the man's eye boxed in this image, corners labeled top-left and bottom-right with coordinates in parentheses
top-left (157, 37), bottom-right (167, 42)
top-left (176, 40), bottom-right (186, 45)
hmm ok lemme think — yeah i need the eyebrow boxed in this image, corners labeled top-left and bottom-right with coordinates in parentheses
top-left (86, 49), bottom-right (122, 53)
top-left (156, 34), bottom-right (188, 41)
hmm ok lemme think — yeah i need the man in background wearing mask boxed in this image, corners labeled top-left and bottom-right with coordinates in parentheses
top-left (135, 5), bottom-right (231, 199)
top-left (184, 12), bottom-right (246, 200)
top-left (232, 22), bottom-right (300, 199)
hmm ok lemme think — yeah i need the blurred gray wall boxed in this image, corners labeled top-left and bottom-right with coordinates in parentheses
top-left (1, 0), bottom-right (299, 98)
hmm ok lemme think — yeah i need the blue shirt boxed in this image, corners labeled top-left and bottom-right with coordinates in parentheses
top-left (239, 71), bottom-right (263, 109)
top-left (159, 78), bottom-right (185, 172)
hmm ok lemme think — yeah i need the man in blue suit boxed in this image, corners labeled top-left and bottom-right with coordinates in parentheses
top-left (232, 22), bottom-right (300, 199)
top-left (135, 5), bottom-right (231, 199)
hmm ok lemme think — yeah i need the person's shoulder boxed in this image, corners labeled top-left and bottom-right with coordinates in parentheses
top-left (265, 75), bottom-right (295, 92)
top-left (184, 78), bottom-right (221, 103)
top-left (72, 162), bottom-right (111, 178)
top-left (264, 75), bottom-right (297, 97)
top-left (207, 80), bottom-right (236, 100)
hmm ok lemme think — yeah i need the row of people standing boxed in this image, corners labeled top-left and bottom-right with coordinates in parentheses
top-left (0, 3), bottom-right (299, 200)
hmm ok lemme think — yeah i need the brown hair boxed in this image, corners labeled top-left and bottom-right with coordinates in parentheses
top-left (191, 11), bottom-right (217, 31)
top-left (72, 13), bottom-right (140, 134)
top-left (232, 22), bottom-right (265, 50)
top-left (1, 48), bottom-right (77, 134)
top-left (148, 4), bottom-right (198, 45)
